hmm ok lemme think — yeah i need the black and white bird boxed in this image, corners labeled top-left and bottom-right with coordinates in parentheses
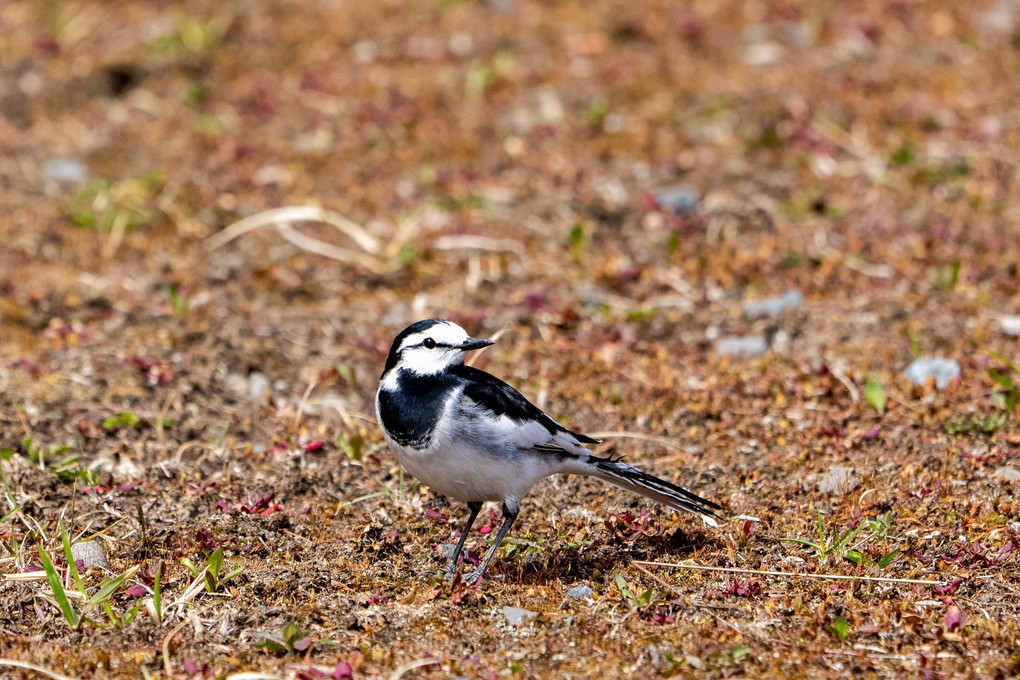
top-left (375, 319), bottom-right (722, 583)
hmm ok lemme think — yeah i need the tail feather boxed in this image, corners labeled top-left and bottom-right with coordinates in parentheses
top-left (590, 457), bottom-right (722, 527)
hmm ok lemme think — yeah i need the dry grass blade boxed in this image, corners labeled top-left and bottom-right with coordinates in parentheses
top-left (432, 235), bottom-right (528, 261)
top-left (207, 205), bottom-right (380, 255)
top-left (4, 572), bottom-right (48, 582)
top-left (167, 566), bottom-right (209, 609)
top-left (588, 431), bottom-right (684, 450)
top-left (390, 658), bottom-right (442, 680)
top-left (162, 617), bottom-right (191, 678)
top-left (274, 222), bottom-right (388, 273)
top-left (633, 561), bottom-right (946, 586)
top-left (0, 659), bottom-right (77, 680)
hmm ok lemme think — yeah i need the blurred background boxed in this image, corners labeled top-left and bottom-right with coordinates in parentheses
top-left (1, 0), bottom-right (1019, 676)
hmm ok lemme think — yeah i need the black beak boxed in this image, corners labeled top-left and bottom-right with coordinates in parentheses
top-left (460, 337), bottom-right (495, 351)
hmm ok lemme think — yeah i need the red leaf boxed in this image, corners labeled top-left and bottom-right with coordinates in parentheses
top-left (945, 604), bottom-right (966, 632)
top-left (241, 492), bottom-right (276, 514)
top-left (933, 577), bottom-right (963, 597)
top-left (423, 508), bottom-right (447, 520)
top-left (183, 659), bottom-right (199, 674)
top-left (17, 358), bottom-right (40, 377)
top-left (478, 508), bottom-right (496, 534)
top-left (861, 426), bottom-right (882, 440)
top-left (125, 584), bottom-right (148, 597)
top-left (259, 503), bottom-right (281, 516)
top-left (304, 440), bottom-right (325, 452)
top-left (194, 530), bottom-right (218, 551)
top-left (332, 661), bottom-right (354, 680)
top-left (994, 541), bottom-right (1013, 563)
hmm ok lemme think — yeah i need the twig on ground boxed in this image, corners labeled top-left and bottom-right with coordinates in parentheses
top-left (390, 658), bottom-right (442, 680)
top-left (207, 206), bottom-right (389, 273)
top-left (829, 367), bottom-right (860, 403)
top-left (274, 222), bottom-right (383, 270)
top-left (103, 211), bottom-right (129, 260)
top-left (292, 380), bottom-right (318, 432)
top-left (0, 659), bottom-right (77, 680)
top-left (432, 235), bottom-right (528, 262)
top-left (207, 206), bottom-right (379, 254)
top-left (162, 617), bottom-right (191, 678)
top-left (588, 431), bottom-right (684, 451)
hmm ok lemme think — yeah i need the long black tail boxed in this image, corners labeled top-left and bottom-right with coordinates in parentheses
top-left (590, 457), bottom-right (722, 527)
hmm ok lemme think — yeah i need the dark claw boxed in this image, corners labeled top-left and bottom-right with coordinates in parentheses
top-left (422, 564), bottom-right (457, 580)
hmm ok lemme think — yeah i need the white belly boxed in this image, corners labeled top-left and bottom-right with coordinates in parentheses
top-left (386, 435), bottom-right (551, 502)
top-left (376, 382), bottom-right (577, 503)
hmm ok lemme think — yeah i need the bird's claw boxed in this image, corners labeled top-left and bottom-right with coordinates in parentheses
top-left (423, 563), bottom-right (458, 581)
top-left (462, 568), bottom-right (489, 585)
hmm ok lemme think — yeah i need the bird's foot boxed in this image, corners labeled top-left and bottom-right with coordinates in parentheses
top-left (462, 568), bottom-right (489, 586)
top-left (422, 562), bottom-right (458, 581)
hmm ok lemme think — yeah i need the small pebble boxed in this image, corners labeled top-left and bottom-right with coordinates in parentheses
top-left (70, 540), bottom-right (109, 569)
top-left (567, 585), bottom-right (593, 599)
top-left (502, 606), bottom-right (537, 626)
top-left (1000, 315), bottom-right (1020, 336)
top-left (41, 158), bottom-right (88, 186)
top-left (590, 176), bottom-right (630, 216)
top-left (226, 371), bottom-right (272, 400)
top-left (715, 335), bottom-right (768, 357)
top-left (743, 289), bottom-right (803, 318)
top-left (904, 357), bottom-right (961, 389)
top-left (818, 466), bottom-right (859, 495)
top-left (654, 185), bottom-right (699, 216)
top-left (994, 466), bottom-right (1020, 482)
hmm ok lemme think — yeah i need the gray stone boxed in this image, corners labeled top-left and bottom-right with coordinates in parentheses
top-left (567, 585), bottom-right (593, 599)
top-left (1000, 315), bottom-right (1020, 336)
top-left (743, 290), bottom-right (803, 318)
top-left (994, 466), bottom-right (1020, 482)
top-left (501, 606), bottom-right (537, 626)
top-left (226, 371), bottom-right (272, 400)
top-left (654, 185), bottom-right (699, 216)
top-left (904, 357), bottom-right (961, 389)
top-left (42, 158), bottom-right (87, 186)
top-left (246, 371), bottom-right (271, 399)
top-left (715, 335), bottom-right (768, 357)
top-left (818, 466), bottom-right (859, 495)
top-left (70, 540), bottom-right (109, 569)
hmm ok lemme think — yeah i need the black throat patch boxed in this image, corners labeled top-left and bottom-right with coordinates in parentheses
top-left (377, 369), bottom-right (460, 448)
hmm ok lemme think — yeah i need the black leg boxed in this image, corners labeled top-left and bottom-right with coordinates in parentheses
top-left (442, 501), bottom-right (483, 578)
top-left (465, 499), bottom-right (519, 584)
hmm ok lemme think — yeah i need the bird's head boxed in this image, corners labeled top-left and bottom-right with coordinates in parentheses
top-left (382, 319), bottom-right (494, 377)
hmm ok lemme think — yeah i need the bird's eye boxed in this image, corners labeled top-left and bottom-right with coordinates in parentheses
top-left (422, 337), bottom-right (437, 349)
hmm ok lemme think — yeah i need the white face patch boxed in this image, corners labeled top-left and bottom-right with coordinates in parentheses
top-left (395, 321), bottom-right (474, 375)
top-left (396, 321), bottom-right (469, 353)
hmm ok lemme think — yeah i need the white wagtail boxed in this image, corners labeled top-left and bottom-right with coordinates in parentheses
top-left (375, 319), bottom-right (722, 583)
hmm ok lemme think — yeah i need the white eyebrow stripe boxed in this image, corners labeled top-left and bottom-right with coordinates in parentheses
top-left (397, 332), bottom-right (427, 352)
top-left (397, 321), bottom-right (468, 353)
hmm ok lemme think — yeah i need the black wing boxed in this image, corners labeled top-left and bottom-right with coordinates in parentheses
top-left (451, 364), bottom-right (601, 445)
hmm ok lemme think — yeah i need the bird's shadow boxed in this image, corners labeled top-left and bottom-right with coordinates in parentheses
top-left (507, 526), bottom-right (723, 586)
